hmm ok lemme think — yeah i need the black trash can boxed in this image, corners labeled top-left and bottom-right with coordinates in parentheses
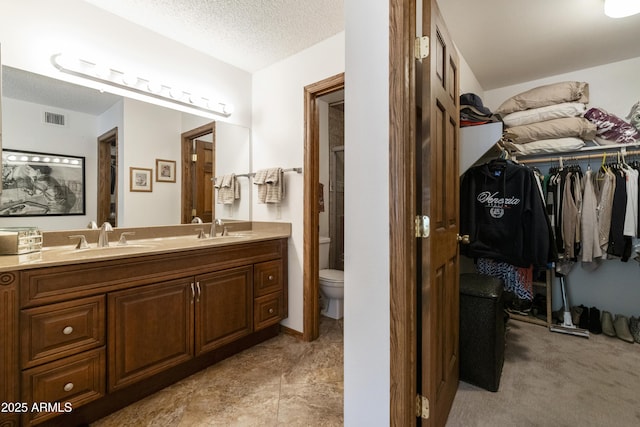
top-left (459, 273), bottom-right (505, 392)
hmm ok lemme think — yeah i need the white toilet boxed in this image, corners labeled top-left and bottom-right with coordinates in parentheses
top-left (319, 236), bottom-right (344, 319)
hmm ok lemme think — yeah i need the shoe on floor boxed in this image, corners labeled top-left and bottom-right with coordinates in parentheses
top-left (613, 314), bottom-right (635, 343)
top-left (578, 305), bottom-right (589, 329)
top-left (571, 306), bottom-right (583, 326)
top-left (629, 316), bottom-right (640, 343)
top-left (601, 311), bottom-right (616, 337)
top-left (589, 306), bottom-right (602, 334)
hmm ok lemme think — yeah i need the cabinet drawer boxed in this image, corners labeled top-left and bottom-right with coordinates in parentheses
top-left (21, 295), bottom-right (105, 369)
top-left (254, 260), bottom-right (282, 297)
top-left (22, 348), bottom-right (105, 425)
top-left (254, 292), bottom-right (283, 330)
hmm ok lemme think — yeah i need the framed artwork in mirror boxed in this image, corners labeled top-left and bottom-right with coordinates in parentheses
top-left (130, 167), bottom-right (153, 192)
top-left (0, 148), bottom-right (86, 216)
top-left (156, 159), bottom-right (176, 183)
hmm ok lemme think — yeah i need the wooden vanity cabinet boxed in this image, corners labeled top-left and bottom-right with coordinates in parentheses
top-left (109, 266), bottom-right (254, 391)
top-left (0, 238), bottom-right (287, 427)
top-left (108, 278), bottom-right (194, 392)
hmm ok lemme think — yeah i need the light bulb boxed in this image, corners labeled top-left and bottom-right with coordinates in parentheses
top-left (604, 0), bottom-right (640, 18)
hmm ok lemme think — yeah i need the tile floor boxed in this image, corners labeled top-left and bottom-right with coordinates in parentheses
top-left (92, 317), bottom-right (344, 427)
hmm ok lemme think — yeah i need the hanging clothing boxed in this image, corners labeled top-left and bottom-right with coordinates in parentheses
top-left (607, 170), bottom-right (629, 258)
top-left (596, 167), bottom-right (616, 257)
top-left (460, 159), bottom-right (552, 269)
top-left (561, 171), bottom-right (580, 260)
top-left (476, 258), bottom-right (534, 301)
top-left (623, 166), bottom-right (638, 237)
top-left (581, 169), bottom-right (603, 263)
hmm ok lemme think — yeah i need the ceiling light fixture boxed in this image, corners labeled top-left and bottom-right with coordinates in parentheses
top-left (50, 53), bottom-right (233, 117)
top-left (604, 0), bottom-right (640, 18)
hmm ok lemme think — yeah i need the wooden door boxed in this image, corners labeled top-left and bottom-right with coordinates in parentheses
top-left (194, 266), bottom-right (253, 355)
top-left (418, 1), bottom-right (460, 425)
top-left (97, 127), bottom-right (117, 226)
top-left (108, 278), bottom-right (194, 391)
top-left (194, 139), bottom-right (214, 223)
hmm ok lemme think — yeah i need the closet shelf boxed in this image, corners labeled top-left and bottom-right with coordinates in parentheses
top-left (460, 122), bottom-right (503, 175)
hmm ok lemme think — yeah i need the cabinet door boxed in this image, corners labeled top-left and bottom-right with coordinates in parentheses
top-left (108, 278), bottom-right (194, 391)
top-left (195, 266), bottom-right (253, 355)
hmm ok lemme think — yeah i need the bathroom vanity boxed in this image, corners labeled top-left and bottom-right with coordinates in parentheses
top-left (0, 222), bottom-right (289, 426)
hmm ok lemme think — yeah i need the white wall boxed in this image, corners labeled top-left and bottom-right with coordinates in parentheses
top-left (2, 97), bottom-right (100, 229)
top-left (251, 32), bottom-right (345, 332)
top-left (484, 56), bottom-right (640, 119)
top-left (344, 0), bottom-right (390, 424)
top-left (121, 98), bottom-right (183, 226)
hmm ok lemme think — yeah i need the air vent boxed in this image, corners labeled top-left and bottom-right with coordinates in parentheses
top-left (43, 111), bottom-right (66, 127)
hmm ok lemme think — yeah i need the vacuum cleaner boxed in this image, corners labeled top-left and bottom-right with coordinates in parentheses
top-left (549, 274), bottom-right (590, 338)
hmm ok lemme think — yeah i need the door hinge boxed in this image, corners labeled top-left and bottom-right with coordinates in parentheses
top-left (416, 394), bottom-right (430, 419)
top-left (415, 215), bottom-right (430, 238)
top-left (191, 153), bottom-right (197, 162)
top-left (414, 36), bottom-right (430, 60)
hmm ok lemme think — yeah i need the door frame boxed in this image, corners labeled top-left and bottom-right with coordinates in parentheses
top-left (302, 72), bottom-right (344, 342)
top-left (181, 121), bottom-right (216, 224)
top-left (389, 0), bottom-right (419, 424)
top-left (97, 127), bottom-right (118, 226)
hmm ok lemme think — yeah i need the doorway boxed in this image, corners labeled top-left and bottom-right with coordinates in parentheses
top-left (97, 127), bottom-right (118, 226)
top-left (181, 122), bottom-right (216, 223)
top-left (303, 73), bottom-right (344, 342)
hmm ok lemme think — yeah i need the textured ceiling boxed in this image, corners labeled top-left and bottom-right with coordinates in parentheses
top-left (7, 0), bottom-right (640, 115)
top-left (82, 0), bottom-right (345, 73)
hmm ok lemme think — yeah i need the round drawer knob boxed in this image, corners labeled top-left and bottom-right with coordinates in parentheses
top-left (268, 275), bottom-right (274, 281)
top-left (63, 383), bottom-right (74, 392)
top-left (62, 326), bottom-right (74, 335)
top-left (268, 308), bottom-right (274, 314)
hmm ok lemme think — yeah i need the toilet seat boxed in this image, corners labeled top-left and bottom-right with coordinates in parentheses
top-left (319, 269), bottom-right (344, 284)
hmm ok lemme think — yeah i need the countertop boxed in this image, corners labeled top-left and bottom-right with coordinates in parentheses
top-left (0, 222), bottom-right (291, 273)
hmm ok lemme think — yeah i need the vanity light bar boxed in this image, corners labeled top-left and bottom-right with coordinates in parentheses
top-left (3, 153), bottom-right (80, 166)
top-left (50, 53), bottom-right (234, 117)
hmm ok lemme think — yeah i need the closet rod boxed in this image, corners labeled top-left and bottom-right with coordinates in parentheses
top-left (518, 148), bottom-right (640, 165)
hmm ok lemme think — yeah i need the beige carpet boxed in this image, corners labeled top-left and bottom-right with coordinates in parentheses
top-left (447, 320), bottom-right (640, 427)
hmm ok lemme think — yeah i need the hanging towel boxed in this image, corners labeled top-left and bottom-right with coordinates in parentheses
top-left (214, 174), bottom-right (239, 205)
top-left (253, 169), bottom-right (269, 203)
top-left (265, 167), bottom-right (284, 203)
top-left (254, 168), bottom-right (285, 203)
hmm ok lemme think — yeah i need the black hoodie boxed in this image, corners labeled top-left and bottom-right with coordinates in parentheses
top-left (460, 159), bottom-right (551, 269)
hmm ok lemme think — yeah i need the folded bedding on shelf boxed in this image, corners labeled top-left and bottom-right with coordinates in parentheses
top-left (506, 117), bottom-right (596, 144)
top-left (502, 137), bottom-right (585, 156)
top-left (496, 81), bottom-right (589, 116)
top-left (584, 107), bottom-right (640, 145)
top-left (501, 102), bottom-right (586, 128)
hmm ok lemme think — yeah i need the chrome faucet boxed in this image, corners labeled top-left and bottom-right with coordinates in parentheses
top-left (98, 222), bottom-right (113, 247)
top-left (210, 218), bottom-right (225, 237)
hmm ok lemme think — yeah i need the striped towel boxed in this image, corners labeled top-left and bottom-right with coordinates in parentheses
top-left (214, 174), bottom-right (239, 205)
top-left (254, 168), bottom-right (284, 203)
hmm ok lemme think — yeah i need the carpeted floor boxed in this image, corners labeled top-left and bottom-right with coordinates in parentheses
top-left (447, 320), bottom-right (640, 427)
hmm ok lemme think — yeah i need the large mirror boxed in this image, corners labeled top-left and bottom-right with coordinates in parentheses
top-left (1, 65), bottom-right (251, 231)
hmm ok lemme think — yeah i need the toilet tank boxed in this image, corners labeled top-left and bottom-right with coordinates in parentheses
top-left (319, 236), bottom-right (331, 269)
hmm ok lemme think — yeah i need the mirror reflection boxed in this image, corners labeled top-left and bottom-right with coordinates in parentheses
top-left (1, 66), bottom-right (251, 231)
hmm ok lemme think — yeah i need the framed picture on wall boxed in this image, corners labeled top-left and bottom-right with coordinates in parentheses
top-left (0, 148), bottom-right (86, 216)
top-left (155, 159), bottom-right (176, 183)
top-left (130, 167), bottom-right (153, 192)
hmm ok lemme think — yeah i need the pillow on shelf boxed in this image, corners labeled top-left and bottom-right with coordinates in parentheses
top-left (496, 81), bottom-right (589, 116)
top-left (506, 117), bottom-right (596, 144)
top-left (503, 137), bottom-right (585, 156)
top-left (502, 102), bottom-right (586, 128)
top-left (584, 107), bottom-right (640, 145)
